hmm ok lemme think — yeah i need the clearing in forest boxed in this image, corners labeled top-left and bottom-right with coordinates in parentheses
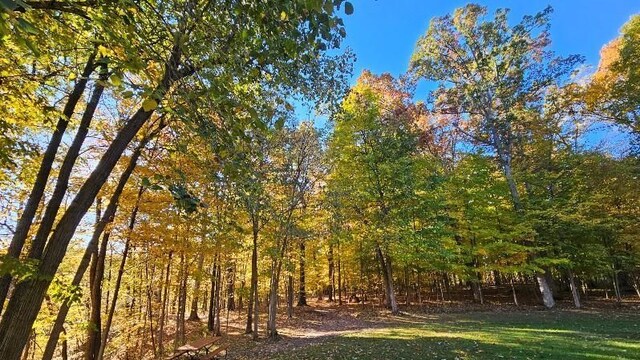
top-left (215, 301), bottom-right (640, 360)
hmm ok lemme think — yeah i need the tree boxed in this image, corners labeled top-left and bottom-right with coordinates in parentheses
top-left (328, 71), bottom-right (423, 314)
top-left (409, 4), bottom-right (582, 308)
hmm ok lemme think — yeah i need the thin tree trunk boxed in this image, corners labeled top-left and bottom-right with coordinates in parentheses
top-left (188, 251), bottom-right (205, 321)
top-left (328, 243), bottom-right (335, 301)
top-left (297, 241), bottom-right (307, 306)
top-left (247, 216), bottom-right (258, 338)
top-left (227, 264), bottom-right (235, 311)
top-left (568, 270), bottom-right (581, 308)
top-left (213, 260), bottom-right (222, 336)
top-left (510, 275), bottom-right (519, 306)
top-left (97, 186), bottom-right (143, 360)
top-left (287, 275), bottom-right (293, 318)
top-left (612, 269), bottom-right (622, 304)
top-left (158, 252), bottom-right (173, 358)
top-left (30, 61), bottom-right (109, 261)
top-left (0, 50), bottom-right (97, 313)
top-left (0, 44), bottom-right (189, 360)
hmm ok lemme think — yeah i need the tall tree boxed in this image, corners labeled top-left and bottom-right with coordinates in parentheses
top-left (410, 4), bottom-right (582, 308)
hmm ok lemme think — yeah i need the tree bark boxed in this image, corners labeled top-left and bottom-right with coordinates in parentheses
top-left (0, 44), bottom-right (189, 360)
top-left (536, 272), bottom-right (556, 309)
top-left (0, 50), bottom-right (97, 313)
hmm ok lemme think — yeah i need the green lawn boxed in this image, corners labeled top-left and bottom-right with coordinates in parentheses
top-left (273, 310), bottom-right (640, 359)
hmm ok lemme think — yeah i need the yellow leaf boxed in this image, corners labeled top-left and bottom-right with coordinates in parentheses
top-left (110, 74), bottom-right (122, 87)
top-left (68, 72), bottom-right (77, 81)
top-left (97, 45), bottom-right (109, 57)
top-left (280, 11), bottom-right (288, 21)
top-left (142, 98), bottom-right (158, 112)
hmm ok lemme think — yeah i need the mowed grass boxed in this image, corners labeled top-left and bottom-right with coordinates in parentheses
top-left (272, 310), bottom-right (640, 359)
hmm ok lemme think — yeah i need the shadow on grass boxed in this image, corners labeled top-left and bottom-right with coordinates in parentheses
top-left (269, 311), bottom-right (640, 360)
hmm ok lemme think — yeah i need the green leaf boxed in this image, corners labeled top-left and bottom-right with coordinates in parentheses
top-left (344, 1), bottom-right (353, 15)
top-left (17, 18), bottom-right (38, 34)
top-left (142, 98), bottom-right (158, 112)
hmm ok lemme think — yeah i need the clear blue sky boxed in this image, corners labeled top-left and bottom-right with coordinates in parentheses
top-left (341, 0), bottom-right (640, 84)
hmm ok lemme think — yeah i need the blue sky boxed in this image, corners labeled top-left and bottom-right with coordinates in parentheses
top-left (340, 0), bottom-right (640, 86)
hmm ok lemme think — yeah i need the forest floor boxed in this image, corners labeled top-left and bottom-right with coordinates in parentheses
top-left (183, 298), bottom-right (640, 360)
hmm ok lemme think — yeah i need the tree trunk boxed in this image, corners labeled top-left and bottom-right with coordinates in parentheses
top-left (510, 275), bottom-right (519, 306)
top-left (0, 45), bottom-right (189, 360)
top-left (536, 272), bottom-right (556, 309)
top-left (30, 61), bottom-right (109, 261)
top-left (188, 251), bottom-right (205, 321)
top-left (247, 216), bottom-right (258, 338)
top-left (158, 252), bottom-right (173, 358)
top-left (568, 270), bottom-right (581, 309)
top-left (287, 275), bottom-right (293, 318)
top-left (97, 186), bottom-right (143, 360)
top-left (174, 252), bottom-right (187, 348)
top-left (612, 269), bottom-right (622, 304)
top-left (207, 258), bottom-right (217, 332)
top-left (328, 242), bottom-right (334, 302)
top-left (213, 261), bottom-right (222, 336)
top-left (297, 241), bottom-right (307, 306)
top-left (0, 50), bottom-right (97, 313)
top-left (87, 203), bottom-right (109, 360)
top-left (375, 244), bottom-right (398, 314)
top-left (226, 264), bottom-right (235, 311)
top-left (267, 260), bottom-right (280, 340)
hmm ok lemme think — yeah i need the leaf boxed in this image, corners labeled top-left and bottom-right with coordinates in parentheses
top-left (17, 18), bottom-right (38, 34)
top-left (110, 74), bottom-right (122, 87)
top-left (68, 72), bottom-right (77, 81)
top-left (280, 11), bottom-right (288, 21)
top-left (142, 98), bottom-right (158, 112)
top-left (275, 117), bottom-right (285, 130)
top-left (344, 1), bottom-right (353, 15)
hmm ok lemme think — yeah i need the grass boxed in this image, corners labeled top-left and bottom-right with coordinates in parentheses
top-left (271, 310), bottom-right (640, 359)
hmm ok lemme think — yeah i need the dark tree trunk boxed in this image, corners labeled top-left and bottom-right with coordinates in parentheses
top-left (188, 251), bottom-right (205, 321)
top-left (0, 50), bottom-right (97, 313)
top-left (287, 275), bottom-right (294, 318)
top-left (297, 241), bottom-right (307, 306)
top-left (375, 244), bottom-right (398, 314)
top-left (226, 264), bottom-right (235, 311)
top-left (97, 186), bottom-right (143, 359)
top-left (31, 61), bottom-right (109, 262)
top-left (328, 243), bottom-right (335, 302)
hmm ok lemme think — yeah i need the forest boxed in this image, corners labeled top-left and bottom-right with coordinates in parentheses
top-left (0, 1), bottom-right (639, 359)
